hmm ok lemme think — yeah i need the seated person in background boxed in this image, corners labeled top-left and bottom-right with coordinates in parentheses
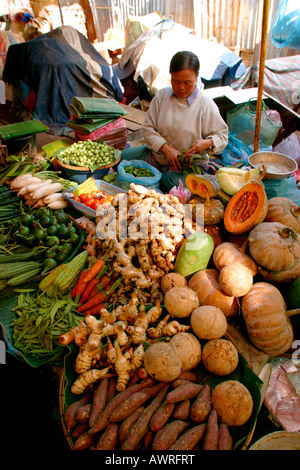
top-left (142, 50), bottom-right (228, 171)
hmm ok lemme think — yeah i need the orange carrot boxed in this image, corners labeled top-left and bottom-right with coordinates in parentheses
top-left (83, 258), bottom-right (105, 283)
top-left (77, 278), bottom-right (122, 312)
top-left (71, 269), bottom-right (89, 299)
top-left (80, 277), bottom-right (99, 304)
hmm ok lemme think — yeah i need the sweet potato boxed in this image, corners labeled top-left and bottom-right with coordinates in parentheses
top-left (119, 406), bottom-right (145, 445)
top-left (190, 384), bottom-right (211, 423)
top-left (202, 409), bottom-right (219, 450)
top-left (128, 368), bottom-right (141, 387)
top-left (143, 382), bottom-right (169, 397)
top-left (106, 377), bottom-right (117, 403)
top-left (75, 403), bottom-right (92, 423)
top-left (121, 385), bottom-right (169, 450)
top-left (89, 377), bottom-right (155, 434)
top-left (72, 430), bottom-right (96, 450)
top-left (169, 423), bottom-right (207, 450)
top-left (143, 430), bottom-right (154, 449)
top-left (64, 394), bottom-right (91, 431)
top-left (109, 391), bottom-right (151, 422)
top-left (218, 422), bottom-right (233, 450)
top-left (152, 419), bottom-right (190, 450)
top-left (173, 399), bottom-right (191, 420)
top-left (150, 401), bottom-right (175, 432)
top-left (166, 383), bottom-right (203, 403)
top-left (177, 370), bottom-right (197, 382)
top-left (89, 377), bottom-right (109, 427)
top-left (97, 422), bottom-right (119, 450)
top-left (71, 422), bottom-right (89, 441)
top-left (171, 379), bottom-right (194, 389)
top-left (152, 420), bottom-right (190, 450)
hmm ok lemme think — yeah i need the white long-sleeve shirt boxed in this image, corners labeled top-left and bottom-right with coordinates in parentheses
top-left (142, 87), bottom-right (228, 166)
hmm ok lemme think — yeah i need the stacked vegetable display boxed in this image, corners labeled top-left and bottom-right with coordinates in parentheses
top-left (61, 270), bottom-right (258, 451)
top-left (2, 148), bottom-right (300, 451)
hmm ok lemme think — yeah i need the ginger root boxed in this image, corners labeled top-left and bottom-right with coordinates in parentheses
top-left (71, 367), bottom-right (110, 394)
top-left (147, 314), bottom-right (191, 339)
top-left (114, 340), bottom-right (132, 392)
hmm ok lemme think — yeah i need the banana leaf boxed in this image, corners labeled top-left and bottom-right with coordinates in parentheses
top-left (72, 97), bottom-right (128, 116)
top-left (0, 120), bottom-right (49, 140)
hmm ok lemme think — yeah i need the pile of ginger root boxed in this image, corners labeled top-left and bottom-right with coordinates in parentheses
top-left (60, 293), bottom-right (191, 395)
top-left (78, 183), bottom-right (187, 305)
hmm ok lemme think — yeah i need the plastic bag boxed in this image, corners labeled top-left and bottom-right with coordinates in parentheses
top-left (271, 0), bottom-right (300, 50)
top-left (264, 176), bottom-right (300, 205)
top-left (169, 180), bottom-right (191, 203)
top-left (221, 133), bottom-right (253, 166)
top-left (264, 359), bottom-right (300, 432)
top-left (226, 99), bottom-right (282, 147)
top-left (113, 159), bottom-right (162, 190)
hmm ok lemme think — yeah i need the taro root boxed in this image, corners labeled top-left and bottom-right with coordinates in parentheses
top-left (190, 305), bottom-right (227, 340)
top-left (212, 380), bottom-right (253, 426)
top-left (202, 339), bottom-right (239, 376)
top-left (219, 262), bottom-right (253, 297)
top-left (164, 286), bottom-right (199, 318)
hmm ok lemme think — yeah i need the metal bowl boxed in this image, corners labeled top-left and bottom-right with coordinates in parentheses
top-left (248, 151), bottom-right (297, 180)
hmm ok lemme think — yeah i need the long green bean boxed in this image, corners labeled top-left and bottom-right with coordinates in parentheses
top-left (11, 290), bottom-right (81, 356)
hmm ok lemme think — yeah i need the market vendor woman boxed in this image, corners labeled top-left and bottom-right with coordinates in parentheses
top-left (142, 50), bottom-right (228, 172)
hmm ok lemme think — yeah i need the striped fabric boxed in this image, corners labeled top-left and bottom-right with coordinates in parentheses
top-left (231, 55), bottom-right (300, 114)
top-left (263, 56), bottom-right (300, 113)
top-left (0, 31), bottom-right (24, 79)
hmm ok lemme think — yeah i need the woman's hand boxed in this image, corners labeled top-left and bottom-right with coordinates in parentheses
top-left (185, 139), bottom-right (213, 157)
top-left (161, 144), bottom-right (181, 171)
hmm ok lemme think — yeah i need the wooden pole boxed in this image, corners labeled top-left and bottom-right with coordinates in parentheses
top-left (254, 0), bottom-right (270, 152)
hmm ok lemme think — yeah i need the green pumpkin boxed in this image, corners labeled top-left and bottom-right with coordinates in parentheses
top-left (174, 231), bottom-right (214, 278)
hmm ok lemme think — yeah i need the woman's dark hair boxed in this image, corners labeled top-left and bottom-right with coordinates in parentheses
top-left (169, 51), bottom-right (200, 75)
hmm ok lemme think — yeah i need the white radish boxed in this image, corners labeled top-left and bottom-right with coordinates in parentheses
top-left (30, 182), bottom-right (63, 201)
top-left (43, 192), bottom-right (65, 205)
top-left (10, 176), bottom-right (41, 189)
top-left (47, 200), bottom-right (68, 209)
top-left (18, 180), bottom-right (52, 196)
top-left (9, 173), bottom-right (33, 188)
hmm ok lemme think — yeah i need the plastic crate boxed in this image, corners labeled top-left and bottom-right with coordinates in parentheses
top-left (62, 180), bottom-right (126, 218)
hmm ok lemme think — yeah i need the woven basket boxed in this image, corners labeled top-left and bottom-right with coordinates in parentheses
top-left (249, 431), bottom-right (300, 450)
top-left (52, 153), bottom-right (121, 173)
top-left (59, 371), bottom-right (73, 449)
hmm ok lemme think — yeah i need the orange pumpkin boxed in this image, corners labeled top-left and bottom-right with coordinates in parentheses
top-left (223, 181), bottom-right (268, 235)
top-left (241, 282), bottom-right (294, 356)
top-left (248, 221), bottom-right (300, 282)
top-left (265, 197), bottom-right (300, 233)
top-left (188, 268), bottom-right (239, 318)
